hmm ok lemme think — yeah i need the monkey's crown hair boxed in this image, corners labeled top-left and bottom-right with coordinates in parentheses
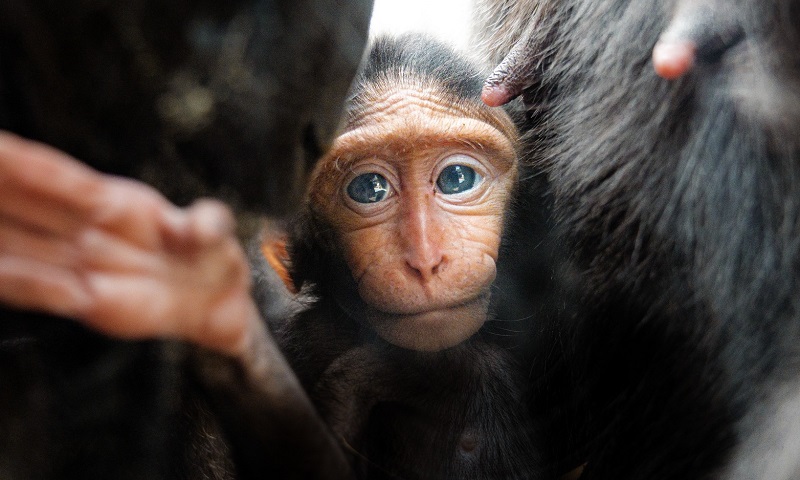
top-left (346, 33), bottom-right (517, 142)
top-left (355, 33), bottom-right (485, 99)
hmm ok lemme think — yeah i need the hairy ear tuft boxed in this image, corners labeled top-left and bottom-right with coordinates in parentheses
top-left (260, 234), bottom-right (295, 294)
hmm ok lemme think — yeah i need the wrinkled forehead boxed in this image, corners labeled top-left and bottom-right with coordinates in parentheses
top-left (305, 77), bottom-right (519, 206)
top-left (346, 73), bottom-right (518, 143)
top-left (322, 82), bottom-right (518, 176)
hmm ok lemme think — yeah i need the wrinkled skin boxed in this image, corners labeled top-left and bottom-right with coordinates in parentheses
top-left (308, 81), bottom-right (518, 351)
top-left (275, 34), bottom-right (543, 479)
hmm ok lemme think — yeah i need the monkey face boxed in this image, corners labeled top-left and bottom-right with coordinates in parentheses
top-left (309, 85), bottom-right (517, 351)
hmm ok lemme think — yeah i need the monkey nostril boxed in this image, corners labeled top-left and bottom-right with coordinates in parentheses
top-left (405, 252), bottom-right (445, 281)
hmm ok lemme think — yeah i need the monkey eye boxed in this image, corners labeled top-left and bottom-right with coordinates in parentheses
top-left (347, 173), bottom-right (392, 203)
top-left (436, 165), bottom-right (482, 195)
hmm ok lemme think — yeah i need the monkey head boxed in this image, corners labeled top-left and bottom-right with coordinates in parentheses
top-left (301, 35), bottom-right (519, 352)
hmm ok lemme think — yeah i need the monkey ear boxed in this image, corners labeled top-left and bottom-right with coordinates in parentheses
top-left (260, 229), bottom-right (297, 294)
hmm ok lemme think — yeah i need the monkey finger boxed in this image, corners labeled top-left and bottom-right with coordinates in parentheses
top-left (0, 131), bottom-right (103, 214)
top-left (88, 177), bottom-right (180, 251)
top-left (160, 199), bottom-right (236, 252)
top-left (78, 228), bottom-right (169, 276)
top-left (83, 272), bottom-right (251, 355)
top-left (80, 224), bottom-right (249, 310)
top-left (0, 220), bottom-right (80, 270)
top-left (0, 189), bottom-right (90, 240)
top-left (0, 131), bottom-right (176, 250)
top-left (0, 256), bottom-right (92, 319)
top-left (482, 31), bottom-right (540, 107)
top-left (652, 40), bottom-right (696, 80)
top-left (82, 274), bottom-right (201, 341)
top-left (157, 236), bottom-right (249, 293)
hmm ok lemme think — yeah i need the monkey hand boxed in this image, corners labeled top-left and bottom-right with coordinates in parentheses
top-left (0, 130), bottom-right (257, 356)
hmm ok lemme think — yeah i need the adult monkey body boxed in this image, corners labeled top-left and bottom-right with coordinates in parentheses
top-left (0, 0), bottom-right (373, 478)
top-left (476, 0), bottom-right (800, 479)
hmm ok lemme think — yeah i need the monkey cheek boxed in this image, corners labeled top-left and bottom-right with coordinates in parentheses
top-left (365, 294), bottom-right (491, 352)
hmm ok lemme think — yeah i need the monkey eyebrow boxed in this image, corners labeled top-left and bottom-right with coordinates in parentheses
top-left (453, 137), bottom-right (489, 153)
top-left (331, 156), bottom-right (352, 174)
top-left (330, 122), bottom-right (517, 167)
top-left (326, 152), bottom-right (378, 175)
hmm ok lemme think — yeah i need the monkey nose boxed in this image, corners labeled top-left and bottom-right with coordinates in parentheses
top-left (404, 245), bottom-right (445, 283)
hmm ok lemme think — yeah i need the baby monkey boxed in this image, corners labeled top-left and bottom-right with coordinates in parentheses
top-left (0, 34), bottom-right (541, 479)
top-left (267, 34), bottom-right (541, 478)
top-left (286, 33), bottom-right (519, 351)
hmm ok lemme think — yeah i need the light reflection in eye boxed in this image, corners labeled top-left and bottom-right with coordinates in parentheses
top-left (347, 173), bottom-right (391, 203)
top-left (436, 165), bottom-right (482, 194)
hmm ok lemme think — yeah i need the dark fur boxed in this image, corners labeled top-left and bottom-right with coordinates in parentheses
top-left (350, 34), bottom-right (487, 116)
top-left (476, 0), bottom-right (800, 478)
top-left (277, 34), bottom-right (544, 479)
top-left (0, 1), bottom-right (372, 478)
top-left (0, 0), bottom-right (372, 215)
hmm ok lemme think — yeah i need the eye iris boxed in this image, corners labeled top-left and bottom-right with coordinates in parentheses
top-left (347, 173), bottom-right (390, 203)
top-left (437, 165), bottom-right (479, 194)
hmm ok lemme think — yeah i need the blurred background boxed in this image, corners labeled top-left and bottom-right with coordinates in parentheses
top-left (369, 0), bottom-right (474, 50)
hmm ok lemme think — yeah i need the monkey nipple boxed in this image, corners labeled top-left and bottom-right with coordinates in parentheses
top-left (458, 432), bottom-right (479, 454)
top-left (653, 40), bottom-right (696, 80)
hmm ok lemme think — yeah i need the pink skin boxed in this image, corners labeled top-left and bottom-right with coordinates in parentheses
top-left (653, 39), bottom-right (696, 80)
top-left (653, 0), bottom-right (741, 80)
top-left (482, 39), bottom-right (697, 106)
top-left (481, 86), bottom-right (514, 108)
top-left (481, 37), bottom-right (537, 108)
top-left (0, 131), bottom-right (257, 357)
top-left (480, 3), bottom-right (712, 107)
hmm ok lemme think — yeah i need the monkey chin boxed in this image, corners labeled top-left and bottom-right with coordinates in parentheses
top-left (365, 294), bottom-right (491, 352)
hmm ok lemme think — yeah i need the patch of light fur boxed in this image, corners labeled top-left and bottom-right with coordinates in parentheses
top-left (725, 382), bottom-right (800, 480)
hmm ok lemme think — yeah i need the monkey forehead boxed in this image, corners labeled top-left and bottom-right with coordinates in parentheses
top-left (348, 86), bottom-right (517, 142)
top-left (329, 88), bottom-right (518, 166)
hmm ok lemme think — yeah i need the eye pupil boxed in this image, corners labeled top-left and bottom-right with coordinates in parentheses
top-left (437, 165), bottom-right (480, 194)
top-left (347, 173), bottom-right (390, 203)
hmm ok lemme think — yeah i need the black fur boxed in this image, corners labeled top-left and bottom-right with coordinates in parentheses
top-left (351, 34), bottom-right (488, 116)
top-left (0, 1), bottom-right (372, 478)
top-left (0, 0), bottom-right (372, 215)
top-left (476, 0), bottom-right (800, 478)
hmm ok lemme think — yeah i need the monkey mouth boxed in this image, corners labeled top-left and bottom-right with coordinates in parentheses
top-left (363, 294), bottom-right (492, 352)
top-left (373, 292), bottom-right (490, 318)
